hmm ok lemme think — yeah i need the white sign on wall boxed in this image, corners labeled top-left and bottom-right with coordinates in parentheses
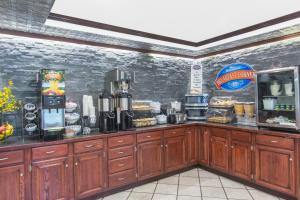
top-left (190, 62), bottom-right (203, 94)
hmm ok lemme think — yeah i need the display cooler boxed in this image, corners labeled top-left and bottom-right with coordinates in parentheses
top-left (255, 66), bottom-right (300, 131)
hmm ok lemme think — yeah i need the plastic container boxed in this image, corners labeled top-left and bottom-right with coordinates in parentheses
top-left (209, 96), bottom-right (236, 108)
top-left (206, 108), bottom-right (234, 123)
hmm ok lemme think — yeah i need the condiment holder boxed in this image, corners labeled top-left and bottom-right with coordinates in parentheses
top-left (64, 99), bottom-right (82, 138)
top-left (22, 101), bottom-right (40, 137)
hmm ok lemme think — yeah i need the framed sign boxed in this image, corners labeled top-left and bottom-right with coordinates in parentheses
top-left (214, 63), bottom-right (255, 91)
top-left (190, 63), bottom-right (203, 94)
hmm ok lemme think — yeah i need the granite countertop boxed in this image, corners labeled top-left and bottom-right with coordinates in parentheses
top-left (1, 121), bottom-right (299, 151)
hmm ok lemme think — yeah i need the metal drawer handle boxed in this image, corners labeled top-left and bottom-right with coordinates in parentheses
top-left (118, 163), bottom-right (125, 167)
top-left (147, 135), bottom-right (152, 138)
top-left (270, 140), bottom-right (278, 143)
top-left (118, 177), bottom-right (125, 181)
top-left (46, 151), bottom-right (55, 154)
top-left (75, 162), bottom-right (78, 166)
top-left (85, 144), bottom-right (94, 148)
top-left (0, 157), bottom-right (8, 161)
top-left (165, 144), bottom-right (168, 148)
top-left (161, 145), bottom-right (163, 148)
top-left (20, 173), bottom-right (24, 177)
top-left (118, 140), bottom-right (124, 143)
top-left (118, 151), bottom-right (124, 154)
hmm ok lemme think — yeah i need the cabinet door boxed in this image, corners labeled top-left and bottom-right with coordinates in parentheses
top-left (199, 128), bottom-right (210, 165)
top-left (255, 145), bottom-right (295, 195)
top-left (0, 164), bottom-right (24, 200)
top-left (231, 140), bottom-right (252, 180)
top-left (32, 157), bottom-right (70, 200)
top-left (165, 136), bottom-right (187, 172)
top-left (74, 151), bottom-right (106, 199)
top-left (137, 140), bottom-right (163, 180)
top-left (210, 136), bottom-right (229, 172)
top-left (187, 127), bottom-right (198, 166)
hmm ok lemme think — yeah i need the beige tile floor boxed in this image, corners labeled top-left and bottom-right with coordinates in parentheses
top-left (98, 168), bottom-right (286, 200)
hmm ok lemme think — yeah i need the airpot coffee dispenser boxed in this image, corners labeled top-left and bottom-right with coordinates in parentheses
top-left (40, 69), bottom-right (65, 140)
top-left (118, 92), bottom-right (134, 131)
top-left (98, 91), bottom-right (116, 132)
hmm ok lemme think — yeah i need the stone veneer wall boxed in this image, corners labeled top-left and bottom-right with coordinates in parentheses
top-left (200, 37), bottom-right (300, 102)
top-left (0, 35), bottom-right (193, 106)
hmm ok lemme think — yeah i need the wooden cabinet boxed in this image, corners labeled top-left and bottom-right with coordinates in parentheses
top-left (230, 140), bottom-right (252, 180)
top-left (0, 124), bottom-right (299, 200)
top-left (210, 128), bottom-right (229, 172)
top-left (74, 151), bottom-right (106, 199)
top-left (164, 135), bottom-right (187, 172)
top-left (199, 127), bottom-right (210, 165)
top-left (32, 157), bottom-right (70, 200)
top-left (0, 164), bottom-right (24, 200)
top-left (186, 126), bottom-right (198, 166)
top-left (137, 140), bottom-right (163, 180)
top-left (230, 131), bottom-right (252, 180)
top-left (255, 145), bottom-right (295, 195)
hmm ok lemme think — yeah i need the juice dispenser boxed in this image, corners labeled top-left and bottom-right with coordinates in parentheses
top-left (40, 69), bottom-right (66, 140)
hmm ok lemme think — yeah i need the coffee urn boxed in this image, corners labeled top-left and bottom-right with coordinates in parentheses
top-left (98, 91), bottom-right (116, 133)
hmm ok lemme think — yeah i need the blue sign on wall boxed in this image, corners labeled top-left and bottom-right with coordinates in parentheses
top-left (214, 63), bottom-right (255, 92)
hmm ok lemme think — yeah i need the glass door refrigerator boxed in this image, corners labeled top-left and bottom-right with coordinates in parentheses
top-left (255, 66), bottom-right (300, 131)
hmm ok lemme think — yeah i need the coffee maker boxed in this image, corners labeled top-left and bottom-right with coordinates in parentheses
top-left (40, 69), bottom-right (65, 140)
top-left (98, 91), bottom-right (116, 132)
top-left (102, 69), bottom-right (134, 131)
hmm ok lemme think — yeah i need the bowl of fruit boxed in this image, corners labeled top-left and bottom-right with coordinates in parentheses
top-left (0, 123), bottom-right (14, 141)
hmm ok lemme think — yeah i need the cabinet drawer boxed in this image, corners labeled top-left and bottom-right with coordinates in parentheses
top-left (108, 146), bottom-right (133, 160)
top-left (137, 131), bottom-right (162, 143)
top-left (164, 128), bottom-right (185, 138)
top-left (0, 150), bottom-right (24, 167)
top-left (108, 135), bottom-right (135, 148)
top-left (32, 144), bottom-right (68, 160)
top-left (211, 128), bottom-right (230, 138)
top-left (109, 169), bottom-right (136, 188)
top-left (74, 139), bottom-right (104, 154)
top-left (108, 156), bottom-right (134, 174)
top-left (256, 135), bottom-right (294, 150)
top-left (231, 131), bottom-right (252, 143)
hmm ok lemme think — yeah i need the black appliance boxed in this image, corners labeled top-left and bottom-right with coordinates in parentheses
top-left (118, 92), bottom-right (134, 130)
top-left (98, 92), bottom-right (116, 133)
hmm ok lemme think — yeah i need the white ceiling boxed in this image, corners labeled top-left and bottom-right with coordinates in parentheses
top-left (51, 0), bottom-right (300, 43)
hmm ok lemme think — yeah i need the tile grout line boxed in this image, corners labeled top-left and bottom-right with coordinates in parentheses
top-left (176, 171), bottom-right (181, 200)
top-left (125, 187), bottom-right (133, 200)
top-left (245, 186), bottom-right (255, 200)
top-left (197, 167), bottom-right (203, 199)
top-left (151, 181), bottom-right (158, 200)
top-left (218, 175), bottom-right (229, 200)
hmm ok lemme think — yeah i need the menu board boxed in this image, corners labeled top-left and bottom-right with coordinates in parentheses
top-left (41, 69), bottom-right (65, 96)
top-left (190, 63), bottom-right (203, 94)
